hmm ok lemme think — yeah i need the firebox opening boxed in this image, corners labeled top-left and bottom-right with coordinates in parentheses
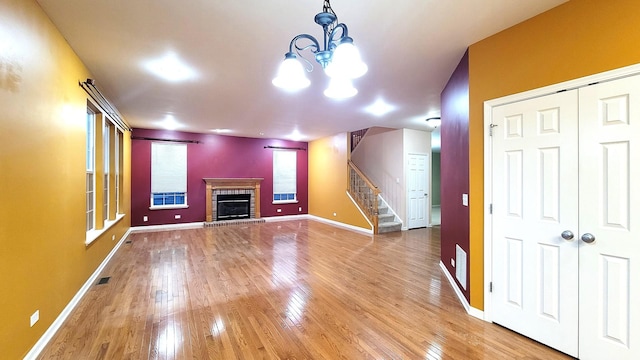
top-left (216, 194), bottom-right (251, 220)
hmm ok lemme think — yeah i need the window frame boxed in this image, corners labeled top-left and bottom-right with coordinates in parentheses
top-left (150, 142), bottom-right (188, 210)
top-left (272, 149), bottom-right (298, 204)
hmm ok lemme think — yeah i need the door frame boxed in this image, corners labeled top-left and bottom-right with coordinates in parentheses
top-left (482, 63), bottom-right (640, 322)
top-left (406, 152), bottom-right (430, 229)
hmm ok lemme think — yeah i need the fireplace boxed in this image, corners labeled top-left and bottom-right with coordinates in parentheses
top-left (216, 194), bottom-right (251, 220)
top-left (203, 178), bottom-right (263, 222)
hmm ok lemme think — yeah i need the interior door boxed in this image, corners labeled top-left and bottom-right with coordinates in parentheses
top-left (407, 153), bottom-right (429, 229)
top-left (491, 90), bottom-right (580, 357)
top-left (577, 74), bottom-right (640, 359)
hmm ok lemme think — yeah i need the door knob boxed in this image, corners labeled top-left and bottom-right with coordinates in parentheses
top-left (581, 233), bottom-right (596, 244)
top-left (561, 230), bottom-right (574, 240)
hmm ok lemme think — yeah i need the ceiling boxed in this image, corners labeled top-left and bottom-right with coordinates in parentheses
top-left (36, 0), bottom-right (566, 146)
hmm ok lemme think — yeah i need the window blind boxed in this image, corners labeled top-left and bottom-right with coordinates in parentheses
top-left (273, 150), bottom-right (296, 194)
top-left (151, 142), bottom-right (187, 193)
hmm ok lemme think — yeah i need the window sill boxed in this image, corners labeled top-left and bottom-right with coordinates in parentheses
top-left (272, 200), bottom-right (299, 204)
top-left (85, 213), bottom-right (125, 246)
top-left (149, 204), bottom-right (189, 210)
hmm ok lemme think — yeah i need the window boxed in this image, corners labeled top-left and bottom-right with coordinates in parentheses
top-left (86, 109), bottom-right (95, 231)
top-left (151, 142), bottom-right (187, 208)
top-left (273, 150), bottom-right (297, 203)
top-left (115, 129), bottom-right (123, 214)
top-left (103, 119), bottom-right (110, 221)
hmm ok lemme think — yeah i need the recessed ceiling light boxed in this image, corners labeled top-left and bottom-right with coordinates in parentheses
top-left (159, 114), bottom-right (182, 130)
top-left (364, 98), bottom-right (396, 117)
top-left (143, 52), bottom-right (197, 82)
top-left (211, 129), bottom-right (232, 134)
top-left (289, 130), bottom-right (304, 141)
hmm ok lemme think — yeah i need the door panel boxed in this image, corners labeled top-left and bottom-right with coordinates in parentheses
top-left (491, 90), bottom-right (579, 357)
top-left (407, 154), bottom-right (428, 228)
top-left (578, 74), bottom-right (640, 360)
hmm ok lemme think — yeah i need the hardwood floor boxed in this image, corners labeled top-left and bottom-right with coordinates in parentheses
top-left (39, 219), bottom-right (572, 359)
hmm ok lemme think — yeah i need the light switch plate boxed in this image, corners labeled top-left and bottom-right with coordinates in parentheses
top-left (462, 193), bottom-right (469, 207)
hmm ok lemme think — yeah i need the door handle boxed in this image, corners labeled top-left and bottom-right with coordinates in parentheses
top-left (581, 233), bottom-right (596, 244)
top-left (561, 230), bottom-right (574, 241)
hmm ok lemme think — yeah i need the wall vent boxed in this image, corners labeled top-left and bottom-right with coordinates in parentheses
top-left (455, 244), bottom-right (467, 290)
top-left (97, 277), bottom-right (110, 285)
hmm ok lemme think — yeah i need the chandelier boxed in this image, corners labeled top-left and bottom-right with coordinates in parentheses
top-left (272, 0), bottom-right (368, 99)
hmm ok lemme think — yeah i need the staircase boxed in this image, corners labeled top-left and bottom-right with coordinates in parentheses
top-left (377, 197), bottom-right (402, 234)
top-left (347, 160), bottom-right (402, 234)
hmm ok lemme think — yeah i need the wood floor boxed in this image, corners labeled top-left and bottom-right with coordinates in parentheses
top-left (39, 219), bottom-right (572, 359)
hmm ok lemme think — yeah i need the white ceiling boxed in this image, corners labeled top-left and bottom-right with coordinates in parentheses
top-left (36, 0), bottom-right (566, 145)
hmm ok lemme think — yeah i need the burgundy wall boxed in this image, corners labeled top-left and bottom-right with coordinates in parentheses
top-left (131, 128), bottom-right (308, 226)
top-left (440, 50), bottom-right (470, 301)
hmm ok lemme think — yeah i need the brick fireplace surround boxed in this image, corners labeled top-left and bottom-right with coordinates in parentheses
top-left (203, 178), bottom-right (263, 222)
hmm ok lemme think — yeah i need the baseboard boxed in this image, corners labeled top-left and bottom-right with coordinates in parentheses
top-left (24, 228), bottom-right (132, 360)
top-left (263, 214), bottom-right (308, 222)
top-left (439, 261), bottom-right (485, 321)
top-left (129, 222), bottom-right (205, 232)
top-left (307, 214), bottom-right (373, 234)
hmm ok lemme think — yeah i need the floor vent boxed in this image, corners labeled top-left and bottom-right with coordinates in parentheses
top-left (125, 240), bottom-right (132, 244)
top-left (97, 277), bottom-right (110, 285)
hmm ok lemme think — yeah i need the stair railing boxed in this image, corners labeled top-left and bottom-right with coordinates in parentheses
top-left (347, 160), bottom-right (380, 234)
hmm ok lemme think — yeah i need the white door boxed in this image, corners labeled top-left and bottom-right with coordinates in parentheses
top-left (491, 90), bottom-right (580, 357)
top-left (407, 153), bottom-right (429, 229)
top-left (491, 74), bottom-right (640, 359)
top-left (577, 75), bottom-right (640, 359)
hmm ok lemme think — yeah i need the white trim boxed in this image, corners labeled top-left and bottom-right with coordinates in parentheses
top-left (263, 214), bottom-right (307, 222)
top-left (24, 228), bottom-right (132, 360)
top-left (85, 213), bottom-right (126, 246)
top-left (129, 222), bottom-right (205, 233)
top-left (307, 214), bottom-right (373, 235)
top-left (482, 62), bottom-right (640, 323)
top-left (149, 204), bottom-right (189, 210)
top-left (345, 190), bottom-right (374, 231)
top-left (439, 261), bottom-right (485, 321)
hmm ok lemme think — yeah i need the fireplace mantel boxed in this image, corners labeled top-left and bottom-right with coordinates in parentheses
top-left (203, 178), bottom-right (263, 222)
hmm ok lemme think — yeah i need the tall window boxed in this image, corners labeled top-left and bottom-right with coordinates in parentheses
top-left (115, 129), bottom-right (123, 214)
top-left (86, 108), bottom-right (95, 231)
top-left (151, 142), bottom-right (187, 208)
top-left (103, 119), bottom-right (110, 221)
top-left (273, 150), bottom-right (297, 203)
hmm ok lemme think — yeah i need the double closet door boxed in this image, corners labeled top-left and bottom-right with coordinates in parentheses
top-left (491, 74), bottom-right (640, 359)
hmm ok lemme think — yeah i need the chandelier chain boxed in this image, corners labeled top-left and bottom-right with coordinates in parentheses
top-left (322, 0), bottom-right (337, 34)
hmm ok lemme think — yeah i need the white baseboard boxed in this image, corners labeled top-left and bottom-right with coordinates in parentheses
top-left (263, 214), bottom-right (308, 222)
top-left (439, 261), bottom-right (485, 321)
top-left (307, 214), bottom-right (373, 234)
top-left (24, 228), bottom-right (132, 360)
top-left (129, 222), bottom-right (205, 232)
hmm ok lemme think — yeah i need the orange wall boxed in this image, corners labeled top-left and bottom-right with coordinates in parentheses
top-left (0, 1), bottom-right (131, 358)
top-left (468, 0), bottom-right (640, 309)
top-left (308, 133), bottom-right (370, 230)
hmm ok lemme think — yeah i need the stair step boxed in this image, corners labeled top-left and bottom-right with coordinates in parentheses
top-left (378, 206), bottom-right (388, 214)
top-left (378, 213), bottom-right (395, 223)
top-left (378, 221), bottom-right (402, 234)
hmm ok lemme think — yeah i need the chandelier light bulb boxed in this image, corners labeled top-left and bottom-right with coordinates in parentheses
top-left (325, 40), bottom-right (368, 79)
top-left (272, 53), bottom-right (310, 91)
top-left (324, 77), bottom-right (358, 99)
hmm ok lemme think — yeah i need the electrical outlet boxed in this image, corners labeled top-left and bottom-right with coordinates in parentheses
top-left (175, 214), bottom-right (181, 219)
top-left (462, 193), bottom-right (469, 207)
top-left (451, 258), bottom-right (455, 267)
top-left (277, 209), bottom-right (282, 213)
top-left (111, 235), bottom-right (115, 241)
top-left (298, 207), bottom-right (302, 212)
top-left (143, 216), bottom-right (148, 222)
top-left (333, 212), bottom-right (337, 217)
top-left (30, 310), bottom-right (39, 327)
